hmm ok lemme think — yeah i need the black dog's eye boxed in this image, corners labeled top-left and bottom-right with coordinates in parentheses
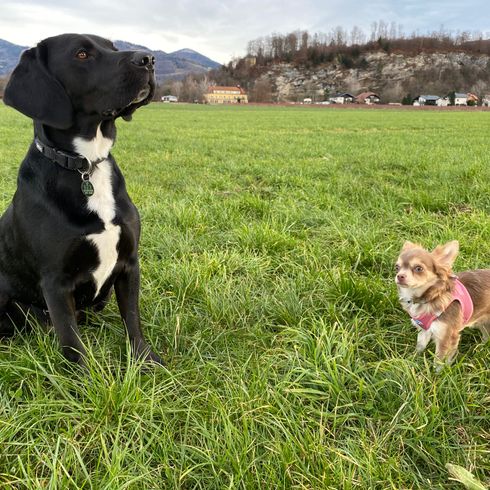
top-left (76, 49), bottom-right (89, 60)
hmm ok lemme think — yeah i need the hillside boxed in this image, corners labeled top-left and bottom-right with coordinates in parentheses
top-left (214, 31), bottom-right (490, 103)
top-left (0, 39), bottom-right (27, 75)
top-left (237, 51), bottom-right (490, 103)
top-left (0, 38), bottom-right (221, 81)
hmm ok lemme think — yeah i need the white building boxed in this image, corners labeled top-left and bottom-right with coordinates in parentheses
top-left (356, 92), bottom-right (380, 104)
top-left (414, 95), bottom-right (440, 106)
top-left (162, 95), bottom-right (178, 103)
top-left (454, 93), bottom-right (467, 106)
top-left (328, 93), bottom-right (355, 104)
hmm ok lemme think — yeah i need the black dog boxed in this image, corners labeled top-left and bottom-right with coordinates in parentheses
top-left (1, 33), bottom-right (163, 366)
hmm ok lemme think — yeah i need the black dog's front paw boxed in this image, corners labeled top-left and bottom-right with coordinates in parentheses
top-left (62, 346), bottom-right (87, 369)
top-left (132, 341), bottom-right (164, 366)
top-left (144, 350), bottom-right (165, 366)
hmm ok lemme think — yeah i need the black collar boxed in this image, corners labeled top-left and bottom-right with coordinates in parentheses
top-left (34, 138), bottom-right (104, 173)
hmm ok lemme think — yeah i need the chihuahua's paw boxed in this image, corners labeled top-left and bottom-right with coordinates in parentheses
top-left (434, 361), bottom-right (445, 373)
top-left (433, 356), bottom-right (456, 373)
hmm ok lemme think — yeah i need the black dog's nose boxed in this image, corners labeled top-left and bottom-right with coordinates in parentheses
top-left (131, 52), bottom-right (155, 68)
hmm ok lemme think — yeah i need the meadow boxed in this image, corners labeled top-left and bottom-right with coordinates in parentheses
top-left (0, 103), bottom-right (488, 489)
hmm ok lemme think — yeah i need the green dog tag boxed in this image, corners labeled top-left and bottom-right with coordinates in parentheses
top-left (81, 179), bottom-right (94, 196)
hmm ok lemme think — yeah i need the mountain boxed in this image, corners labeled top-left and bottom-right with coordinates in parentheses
top-left (114, 40), bottom-right (154, 52)
top-left (0, 39), bottom-right (28, 75)
top-left (168, 48), bottom-right (220, 69)
top-left (0, 38), bottom-right (221, 81)
top-left (113, 42), bottom-right (221, 81)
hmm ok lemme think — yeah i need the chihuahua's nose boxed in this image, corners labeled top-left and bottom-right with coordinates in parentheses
top-left (396, 273), bottom-right (406, 283)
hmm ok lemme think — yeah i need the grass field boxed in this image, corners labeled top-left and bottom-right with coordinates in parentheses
top-left (0, 103), bottom-right (489, 489)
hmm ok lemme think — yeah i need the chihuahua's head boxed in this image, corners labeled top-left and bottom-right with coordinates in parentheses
top-left (395, 240), bottom-right (459, 291)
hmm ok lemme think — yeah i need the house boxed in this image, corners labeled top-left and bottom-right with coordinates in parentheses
top-left (413, 95), bottom-right (440, 106)
top-left (436, 97), bottom-right (450, 107)
top-left (482, 95), bottom-right (490, 106)
top-left (303, 98), bottom-right (312, 104)
top-left (161, 95), bottom-right (178, 103)
top-left (204, 86), bottom-right (248, 104)
top-left (454, 93), bottom-right (468, 105)
top-left (244, 56), bottom-right (257, 68)
top-left (328, 93), bottom-right (355, 104)
top-left (356, 92), bottom-right (380, 104)
top-left (467, 93), bottom-right (479, 105)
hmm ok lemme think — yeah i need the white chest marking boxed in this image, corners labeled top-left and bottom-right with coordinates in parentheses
top-left (398, 286), bottom-right (437, 318)
top-left (73, 127), bottom-right (120, 297)
top-left (398, 288), bottom-right (422, 317)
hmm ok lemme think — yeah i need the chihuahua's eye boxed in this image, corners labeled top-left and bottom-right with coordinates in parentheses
top-left (76, 49), bottom-right (88, 60)
top-left (413, 266), bottom-right (424, 273)
top-left (395, 264), bottom-right (400, 272)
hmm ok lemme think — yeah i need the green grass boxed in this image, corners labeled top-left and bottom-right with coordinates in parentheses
top-left (0, 103), bottom-right (489, 489)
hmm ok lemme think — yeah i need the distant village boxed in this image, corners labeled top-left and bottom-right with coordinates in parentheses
top-left (163, 87), bottom-right (490, 107)
top-left (321, 91), bottom-right (489, 107)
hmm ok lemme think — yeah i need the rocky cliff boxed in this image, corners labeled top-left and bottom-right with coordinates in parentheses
top-left (254, 51), bottom-right (490, 102)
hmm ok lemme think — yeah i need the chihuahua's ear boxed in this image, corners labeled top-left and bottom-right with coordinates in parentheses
top-left (432, 240), bottom-right (459, 270)
top-left (401, 241), bottom-right (419, 253)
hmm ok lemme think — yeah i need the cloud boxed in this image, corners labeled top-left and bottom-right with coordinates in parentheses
top-left (0, 0), bottom-right (488, 63)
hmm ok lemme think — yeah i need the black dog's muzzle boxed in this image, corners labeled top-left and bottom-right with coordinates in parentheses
top-left (101, 51), bottom-right (155, 121)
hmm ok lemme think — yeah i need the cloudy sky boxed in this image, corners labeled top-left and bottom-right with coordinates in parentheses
top-left (1, 0), bottom-right (489, 63)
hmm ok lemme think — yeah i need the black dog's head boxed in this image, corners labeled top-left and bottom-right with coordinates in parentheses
top-left (4, 33), bottom-right (155, 129)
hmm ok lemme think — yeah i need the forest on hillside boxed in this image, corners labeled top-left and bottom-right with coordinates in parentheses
top-left (243, 21), bottom-right (490, 65)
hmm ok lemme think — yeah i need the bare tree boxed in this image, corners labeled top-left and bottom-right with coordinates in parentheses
top-left (301, 31), bottom-right (309, 50)
top-left (370, 21), bottom-right (378, 42)
top-left (271, 34), bottom-right (285, 59)
top-left (350, 25), bottom-right (366, 45)
top-left (470, 80), bottom-right (489, 102)
top-left (332, 26), bottom-right (347, 46)
top-left (389, 21), bottom-right (397, 39)
top-left (250, 79), bottom-right (273, 102)
top-left (284, 32), bottom-right (298, 58)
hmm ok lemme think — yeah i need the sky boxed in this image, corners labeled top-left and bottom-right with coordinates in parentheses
top-left (0, 0), bottom-right (489, 64)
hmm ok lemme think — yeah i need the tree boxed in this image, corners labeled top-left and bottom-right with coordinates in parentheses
top-left (402, 94), bottom-right (413, 105)
top-left (350, 25), bottom-right (366, 45)
top-left (250, 79), bottom-right (273, 102)
top-left (284, 32), bottom-right (298, 59)
top-left (470, 80), bottom-right (488, 102)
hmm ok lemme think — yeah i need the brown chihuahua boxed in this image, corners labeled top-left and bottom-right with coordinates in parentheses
top-left (395, 240), bottom-right (490, 370)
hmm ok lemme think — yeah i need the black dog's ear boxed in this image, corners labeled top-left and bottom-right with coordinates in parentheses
top-left (4, 43), bottom-right (73, 129)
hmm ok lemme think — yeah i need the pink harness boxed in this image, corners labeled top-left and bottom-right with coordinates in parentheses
top-left (411, 279), bottom-right (473, 330)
